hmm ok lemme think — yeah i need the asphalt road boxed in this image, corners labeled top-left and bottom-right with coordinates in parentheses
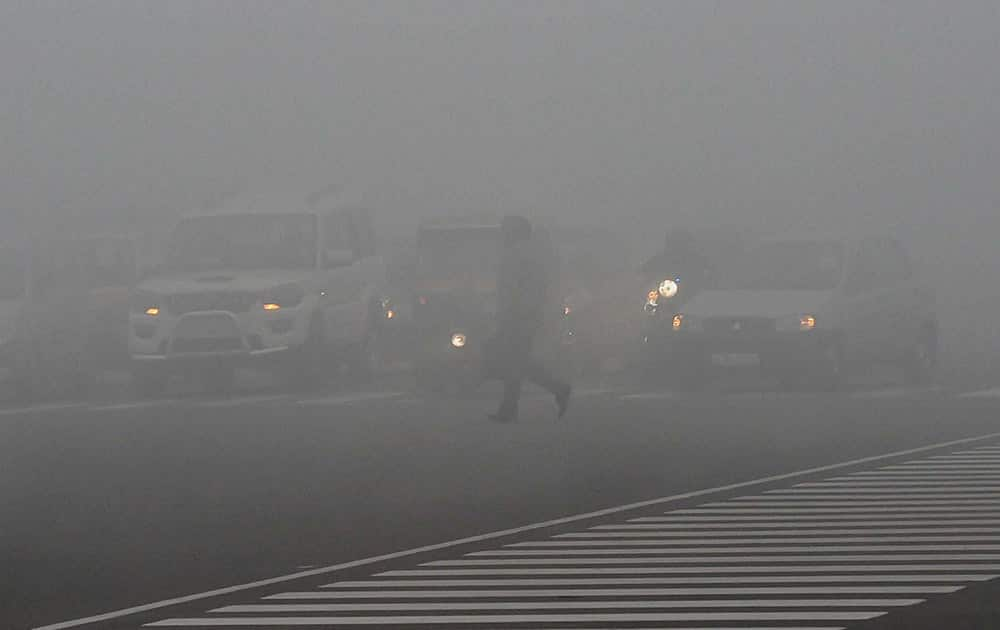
top-left (6, 379), bottom-right (1000, 629)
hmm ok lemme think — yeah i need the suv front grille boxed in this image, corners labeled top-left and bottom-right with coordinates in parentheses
top-left (170, 337), bottom-right (244, 354)
top-left (166, 292), bottom-right (256, 316)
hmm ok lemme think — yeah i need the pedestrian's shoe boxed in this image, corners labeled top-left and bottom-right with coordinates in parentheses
top-left (556, 384), bottom-right (572, 418)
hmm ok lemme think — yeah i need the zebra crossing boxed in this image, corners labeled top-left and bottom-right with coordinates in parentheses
top-left (143, 442), bottom-right (1000, 629)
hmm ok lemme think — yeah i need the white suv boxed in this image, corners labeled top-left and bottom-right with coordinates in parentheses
top-left (129, 207), bottom-right (386, 394)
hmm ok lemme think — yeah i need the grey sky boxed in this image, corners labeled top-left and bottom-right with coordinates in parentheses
top-left (2, 1), bottom-right (998, 250)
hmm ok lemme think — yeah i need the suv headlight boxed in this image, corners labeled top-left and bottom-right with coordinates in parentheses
top-left (261, 284), bottom-right (306, 310)
top-left (130, 290), bottom-right (162, 316)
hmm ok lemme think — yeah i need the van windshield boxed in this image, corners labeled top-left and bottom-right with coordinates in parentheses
top-left (166, 214), bottom-right (317, 272)
top-left (717, 240), bottom-right (844, 291)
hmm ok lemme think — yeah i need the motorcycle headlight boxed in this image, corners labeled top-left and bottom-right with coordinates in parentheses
top-left (658, 278), bottom-right (679, 299)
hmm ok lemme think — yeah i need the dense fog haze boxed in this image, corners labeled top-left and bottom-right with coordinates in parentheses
top-left (1, 1), bottom-right (998, 377)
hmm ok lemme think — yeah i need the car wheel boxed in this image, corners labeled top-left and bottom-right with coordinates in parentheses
top-left (904, 326), bottom-right (937, 386)
top-left (132, 365), bottom-right (168, 398)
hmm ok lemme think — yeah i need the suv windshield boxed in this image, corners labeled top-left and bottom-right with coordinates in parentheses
top-left (416, 227), bottom-right (500, 279)
top-left (717, 240), bottom-right (844, 291)
top-left (165, 214), bottom-right (317, 272)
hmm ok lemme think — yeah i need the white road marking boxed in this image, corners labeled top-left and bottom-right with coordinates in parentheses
top-left (194, 394), bottom-right (291, 409)
top-left (38, 430), bottom-right (1000, 630)
top-left (427, 554), bottom-right (1000, 565)
top-left (839, 473), bottom-right (1000, 478)
top-left (267, 586), bottom-right (959, 599)
top-left (960, 387), bottom-right (1000, 398)
top-left (799, 481), bottom-right (1000, 486)
top-left (212, 599), bottom-right (921, 612)
top-left (470, 545), bottom-right (1000, 556)
top-left (620, 391), bottom-right (677, 400)
top-left (295, 392), bottom-right (404, 406)
top-left (559, 528), bottom-right (1000, 537)
top-left (765, 490), bottom-right (1000, 496)
top-left (0, 402), bottom-right (86, 416)
top-left (327, 575), bottom-right (995, 588)
top-left (511, 536), bottom-right (1000, 546)
top-left (380, 564), bottom-right (1000, 576)
top-left (599, 519), bottom-right (1000, 529)
top-left (716, 497), bottom-right (997, 514)
top-left (147, 614), bottom-right (878, 626)
top-left (88, 400), bottom-right (176, 412)
top-left (671, 506), bottom-right (1000, 513)
top-left (633, 514), bottom-right (1000, 522)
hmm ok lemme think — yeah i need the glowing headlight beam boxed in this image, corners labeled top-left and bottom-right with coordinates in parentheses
top-left (451, 332), bottom-right (467, 348)
top-left (658, 279), bottom-right (679, 299)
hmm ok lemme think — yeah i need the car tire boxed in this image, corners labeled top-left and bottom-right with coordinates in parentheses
top-left (132, 365), bottom-right (168, 398)
top-left (904, 325), bottom-right (938, 387)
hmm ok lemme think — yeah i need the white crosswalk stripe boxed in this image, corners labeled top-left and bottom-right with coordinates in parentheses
top-left (144, 442), bottom-right (1000, 628)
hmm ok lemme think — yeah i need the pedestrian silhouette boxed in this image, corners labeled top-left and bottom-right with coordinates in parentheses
top-left (485, 215), bottom-right (571, 422)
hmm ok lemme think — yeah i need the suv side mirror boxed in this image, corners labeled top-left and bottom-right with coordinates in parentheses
top-left (325, 249), bottom-right (355, 268)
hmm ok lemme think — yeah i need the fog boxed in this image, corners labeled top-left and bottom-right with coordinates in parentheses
top-left (1, 0), bottom-right (999, 382)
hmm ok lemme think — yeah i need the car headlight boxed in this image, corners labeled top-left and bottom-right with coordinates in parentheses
top-left (261, 284), bottom-right (306, 311)
top-left (451, 331), bottom-right (467, 348)
top-left (776, 314), bottom-right (818, 332)
top-left (658, 278), bottom-right (679, 299)
top-left (130, 290), bottom-right (162, 315)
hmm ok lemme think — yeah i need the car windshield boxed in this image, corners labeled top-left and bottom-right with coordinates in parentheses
top-left (717, 240), bottom-right (844, 291)
top-left (416, 227), bottom-right (501, 279)
top-left (165, 214), bottom-right (317, 272)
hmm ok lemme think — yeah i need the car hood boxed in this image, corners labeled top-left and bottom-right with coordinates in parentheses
top-left (680, 290), bottom-right (834, 318)
top-left (137, 269), bottom-right (314, 295)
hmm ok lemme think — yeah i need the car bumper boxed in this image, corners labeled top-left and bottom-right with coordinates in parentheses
top-left (131, 345), bottom-right (291, 364)
top-left (643, 328), bottom-right (838, 367)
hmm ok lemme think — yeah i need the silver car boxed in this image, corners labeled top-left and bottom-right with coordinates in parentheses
top-left (649, 236), bottom-right (938, 390)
